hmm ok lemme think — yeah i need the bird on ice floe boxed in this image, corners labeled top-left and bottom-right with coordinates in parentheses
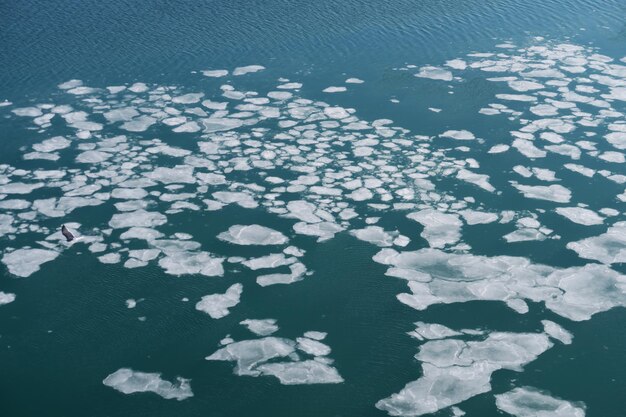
top-left (61, 225), bottom-right (75, 242)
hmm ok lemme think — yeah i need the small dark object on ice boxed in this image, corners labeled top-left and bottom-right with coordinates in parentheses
top-left (61, 225), bottom-right (74, 242)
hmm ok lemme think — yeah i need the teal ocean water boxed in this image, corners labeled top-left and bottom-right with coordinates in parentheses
top-left (1, 1), bottom-right (625, 416)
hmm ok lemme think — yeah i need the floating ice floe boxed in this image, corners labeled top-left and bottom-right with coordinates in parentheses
top-left (196, 283), bottom-right (243, 319)
top-left (407, 209), bottom-right (462, 248)
top-left (202, 69), bottom-right (229, 78)
top-left (206, 331), bottom-right (342, 384)
top-left (373, 248), bottom-right (626, 321)
top-left (495, 387), bottom-right (585, 417)
top-left (240, 319), bottom-right (279, 336)
top-left (233, 65), bottom-right (265, 76)
top-left (439, 130), bottom-right (475, 140)
top-left (1, 248), bottom-right (60, 278)
top-left (415, 66), bottom-right (453, 81)
top-left (103, 368), bottom-right (193, 401)
top-left (566, 222), bottom-right (626, 264)
top-left (555, 207), bottom-right (603, 226)
top-left (0, 291), bottom-right (16, 306)
top-left (512, 183), bottom-right (571, 203)
top-left (377, 331), bottom-right (553, 416)
top-left (218, 225), bottom-right (288, 245)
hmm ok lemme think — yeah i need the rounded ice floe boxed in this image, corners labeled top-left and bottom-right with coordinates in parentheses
top-left (98, 253), bottom-right (121, 264)
top-left (2, 248), bottom-right (59, 277)
top-left (102, 368), bottom-right (193, 401)
top-left (345, 78), bottom-right (364, 84)
top-left (495, 387), bottom-right (585, 417)
top-left (555, 207), bottom-right (603, 226)
top-left (240, 319), bottom-right (279, 336)
top-left (195, 283), bottom-right (243, 319)
top-left (75, 150), bottom-right (111, 164)
top-left (0, 291), bottom-right (16, 306)
top-left (439, 130), bottom-right (475, 140)
top-left (350, 226), bottom-right (396, 247)
top-left (218, 225), bottom-right (288, 245)
top-left (293, 221), bottom-right (344, 242)
top-left (33, 136), bottom-right (70, 153)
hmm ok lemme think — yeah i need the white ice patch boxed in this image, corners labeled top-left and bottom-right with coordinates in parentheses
top-left (407, 209), bottom-right (462, 248)
top-left (2, 248), bottom-right (59, 277)
top-left (218, 225), bottom-right (288, 245)
top-left (0, 291), bottom-right (16, 306)
top-left (541, 320), bottom-right (573, 345)
top-left (233, 65), bottom-right (265, 76)
top-left (202, 69), bottom-right (228, 77)
top-left (256, 360), bottom-right (343, 385)
top-left (103, 368), bottom-right (193, 401)
top-left (240, 319), bottom-right (279, 336)
top-left (415, 66), bottom-right (453, 81)
top-left (322, 86), bottom-right (347, 93)
top-left (351, 226), bottom-right (396, 247)
top-left (512, 183), bottom-right (571, 203)
top-left (566, 222), bottom-right (626, 264)
top-left (555, 207), bottom-right (603, 226)
top-left (196, 283), bottom-right (243, 319)
top-left (440, 130), bottom-right (475, 140)
top-left (377, 332), bottom-right (552, 416)
top-left (374, 248), bottom-right (626, 321)
top-left (495, 387), bottom-right (585, 417)
top-left (109, 210), bottom-right (167, 229)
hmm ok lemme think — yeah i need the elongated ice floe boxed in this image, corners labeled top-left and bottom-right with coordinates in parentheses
top-left (373, 248), bottom-right (626, 321)
top-left (256, 360), bottom-right (343, 385)
top-left (495, 387), bottom-right (585, 417)
top-left (512, 183), bottom-right (571, 203)
top-left (555, 207), bottom-right (603, 225)
top-left (103, 368), bottom-right (193, 400)
top-left (233, 65), bottom-right (265, 76)
top-left (218, 225), bottom-right (288, 245)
